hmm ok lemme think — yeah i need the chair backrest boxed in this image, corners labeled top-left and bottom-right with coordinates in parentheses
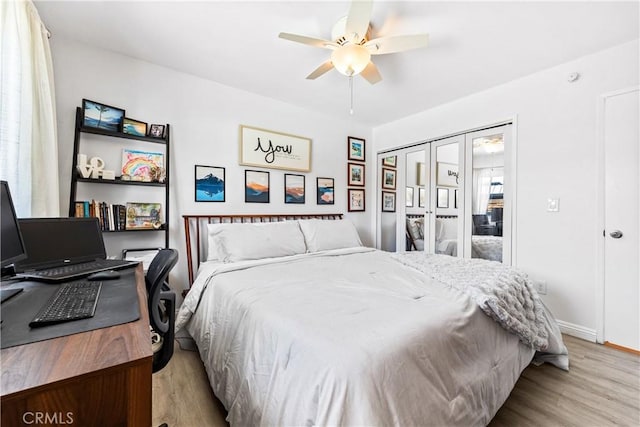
top-left (472, 214), bottom-right (489, 227)
top-left (146, 248), bottom-right (179, 334)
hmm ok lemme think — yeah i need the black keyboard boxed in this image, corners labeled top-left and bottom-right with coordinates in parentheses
top-left (29, 281), bottom-right (102, 328)
top-left (19, 259), bottom-right (137, 282)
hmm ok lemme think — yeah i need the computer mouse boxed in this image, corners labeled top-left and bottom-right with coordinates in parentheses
top-left (87, 270), bottom-right (120, 281)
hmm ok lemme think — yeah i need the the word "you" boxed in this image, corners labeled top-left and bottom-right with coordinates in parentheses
top-left (254, 138), bottom-right (292, 164)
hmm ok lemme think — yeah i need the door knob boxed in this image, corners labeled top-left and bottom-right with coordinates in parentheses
top-left (609, 230), bottom-right (623, 239)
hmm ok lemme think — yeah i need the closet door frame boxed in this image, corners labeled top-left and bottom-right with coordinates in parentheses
top-left (375, 118), bottom-right (517, 264)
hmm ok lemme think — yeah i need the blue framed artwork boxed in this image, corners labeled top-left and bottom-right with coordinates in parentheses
top-left (82, 99), bottom-right (125, 132)
top-left (285, 174), bottom-right (305, 204)
top-left (123, 117), bottom-right (147, 137)
top-left (348, 136), bottom-right (365, 162)
top-left (245, 170), bottom-right (270, 203)
top-left (195, 165), bottom-right (225, 202)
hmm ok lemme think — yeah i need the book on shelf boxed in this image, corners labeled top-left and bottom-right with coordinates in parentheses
top-left (73, 200), bottom-right (138, 231)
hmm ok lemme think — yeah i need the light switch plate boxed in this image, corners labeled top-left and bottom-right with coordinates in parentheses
top-left (547, 198), bottom-right (560, 212)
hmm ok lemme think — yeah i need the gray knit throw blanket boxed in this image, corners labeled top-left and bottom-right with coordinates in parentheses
top-left (392, 252), bottom-right (549, 351)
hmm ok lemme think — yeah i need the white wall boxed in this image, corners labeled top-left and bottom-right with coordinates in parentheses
top-left (373, 39), bottom-right (639, 336)
top-left (50, 37), bottom-right (373, 292)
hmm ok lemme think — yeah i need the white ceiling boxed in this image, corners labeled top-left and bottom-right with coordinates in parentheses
top-left (34, 1), bottom-right (639, 127)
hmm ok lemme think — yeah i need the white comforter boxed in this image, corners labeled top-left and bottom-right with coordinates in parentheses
top-left (177, 248), bottom-right (563, 426)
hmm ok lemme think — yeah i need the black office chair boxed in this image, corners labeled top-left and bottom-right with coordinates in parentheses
top-left (472, 214), bottom-right (495, 235)
top-left (146, 248), bottom-right (179, 373)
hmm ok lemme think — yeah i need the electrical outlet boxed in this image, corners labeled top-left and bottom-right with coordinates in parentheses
top-left (536, 281), bottom-right (547, 295)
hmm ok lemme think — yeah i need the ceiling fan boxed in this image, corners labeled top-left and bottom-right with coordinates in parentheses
top-left (278, 0), bottom-right (429, 84)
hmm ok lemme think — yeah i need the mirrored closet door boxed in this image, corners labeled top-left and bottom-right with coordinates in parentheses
top-left (463, 126), bottom-right (512, 264)
top-left (376, 123), bottom-right (513, 265)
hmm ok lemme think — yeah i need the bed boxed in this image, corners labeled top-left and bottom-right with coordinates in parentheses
top-left (177, 214), bottom-right (568, 426)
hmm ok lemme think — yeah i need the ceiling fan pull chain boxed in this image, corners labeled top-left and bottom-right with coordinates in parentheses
top-left (349, 76), bottom-right (354, 115)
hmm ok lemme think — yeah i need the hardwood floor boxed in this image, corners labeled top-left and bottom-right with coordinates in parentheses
top-left (152, 335), bottom-right (640, 426)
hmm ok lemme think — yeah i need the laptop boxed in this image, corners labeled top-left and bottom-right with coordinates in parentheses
top-left (13, 217), bottom-right (139, 282)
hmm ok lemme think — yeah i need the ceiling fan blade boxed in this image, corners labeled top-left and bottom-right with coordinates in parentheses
top-left (360, 61), bottom-right (382, 84)
top-left (278, 32), bottom-right (338, 49)
top-left (345, 0), bottom-right (373, 43)
top-left (365, 34), bottom-right (429, 55)
top-left (306, 61), bottom-right (335, 80)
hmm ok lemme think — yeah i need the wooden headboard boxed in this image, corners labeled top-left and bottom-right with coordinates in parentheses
top-left (182, 213), bottom-right (343, 288)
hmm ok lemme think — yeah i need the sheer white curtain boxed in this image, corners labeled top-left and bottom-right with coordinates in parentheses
top-left (0, 0), bottom-right (59, 217)
top-left (473, 168), bottom-right (493, 214)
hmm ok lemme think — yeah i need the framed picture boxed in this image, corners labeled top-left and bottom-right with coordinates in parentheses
top-left (348, 189), bottom-right (365, 212)
top-left (382, 191), bottom-right (396, 212)
top-left (382, 167), bottom-right (397, 190)
top-left (245, 170), bottom-right (270, 203)
top-left (436, 162), bottom-right (459, 187)
top-left (382, 155), bottom-right (397, 168)
top-left (437, 188), bottom-right (449, 208)
top-left (82, 99), bottom-right (124, 132)
top-left (148, 124), bottom-right (165, 138)
top-left (240, 125), bottom-right (311, 172)
top-left (406, 187), bottom-right (414, 207)
top-left (121, 149), bottom-right (164, 182)
top-left (454, 189), bottom-right (459, 209)
top-left (195, 165), bottom-right (225, 202)
top-left (123, 118), bottom-right (148, 137)
top-left (348, 162), bottom-right (365, 187)
top-left (284, 173), bottom-right (305, 204)
top-left (419, 187), bottom-right (426, 208)
top-left (125, 202), bottom-right (162, 230)
top-left (348, 136), bottom-right (366, 162)
top-left (417, 162), bottom-right (426, 186)
top-left (316, 177), bottom-right (334, 205)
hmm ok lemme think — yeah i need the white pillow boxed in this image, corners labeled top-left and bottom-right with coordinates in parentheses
top-left (207, 221), bottom-right (306, 262)
top-left (206, 223), bottom-right (227, 261)
top-left (439, 217), bottom-right (458, 240)
top-left (298, 219), bottom-right (362, 252)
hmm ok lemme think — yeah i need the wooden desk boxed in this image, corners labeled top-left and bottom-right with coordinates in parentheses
top-left (0, 265), bottom-right (152, 426)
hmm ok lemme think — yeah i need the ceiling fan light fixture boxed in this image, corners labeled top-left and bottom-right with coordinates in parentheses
top-left (331, 44), bottom-right (371, 77)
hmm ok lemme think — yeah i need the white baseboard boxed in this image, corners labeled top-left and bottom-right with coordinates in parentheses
top-left (556, 320), bottom-right (597, 342)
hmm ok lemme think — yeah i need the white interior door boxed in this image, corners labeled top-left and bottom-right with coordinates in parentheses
top-left (602, 87), bottom-right (640, 351)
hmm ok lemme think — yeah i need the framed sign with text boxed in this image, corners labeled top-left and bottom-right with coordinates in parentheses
top-left (239, 125), bottom-right (312, 172)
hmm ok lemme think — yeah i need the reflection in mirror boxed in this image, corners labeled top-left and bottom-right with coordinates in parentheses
top-left (471, 134), bottom-right (504, 262)
top-left (379, 153), bottom-right (398, 252)
top-left (405, 150), bottom-right (425, 251)
top-left (433, 142), bottom-right (459, 257)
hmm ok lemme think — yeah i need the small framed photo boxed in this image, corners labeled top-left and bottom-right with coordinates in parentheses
top-left (284, 174), bottom-right (305, 204)
top-left (245, 170), bottom-right (270, 203)
top-left (316, 177), bottom-right (334, 205)
top-left (123, 118), bottom-right (148, 137)
top-left (148, 124), bottom-right (165, 138)
top-left (195, 165), bottom-right (225, 202)
top-left (348, 189), bottom-right (365, 212)
top-left (406, 187), bottom-right (414, 207)
top-left (382, 191), bottom-right (396, 212)
top-left (82, 99), bottom-right (124, 132)
top-left (437, 188), bottom-right (449, 208)
top-left (382, 155), bottom-right (397, 168)
top-left (419, 187), bottom-right (426, 208)
top-left (348, 136), bottom-right (366, 162)
top-left (348, 162), bottom-right (365, 187)
top-left (382, 168), bottom-right (396, 190)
